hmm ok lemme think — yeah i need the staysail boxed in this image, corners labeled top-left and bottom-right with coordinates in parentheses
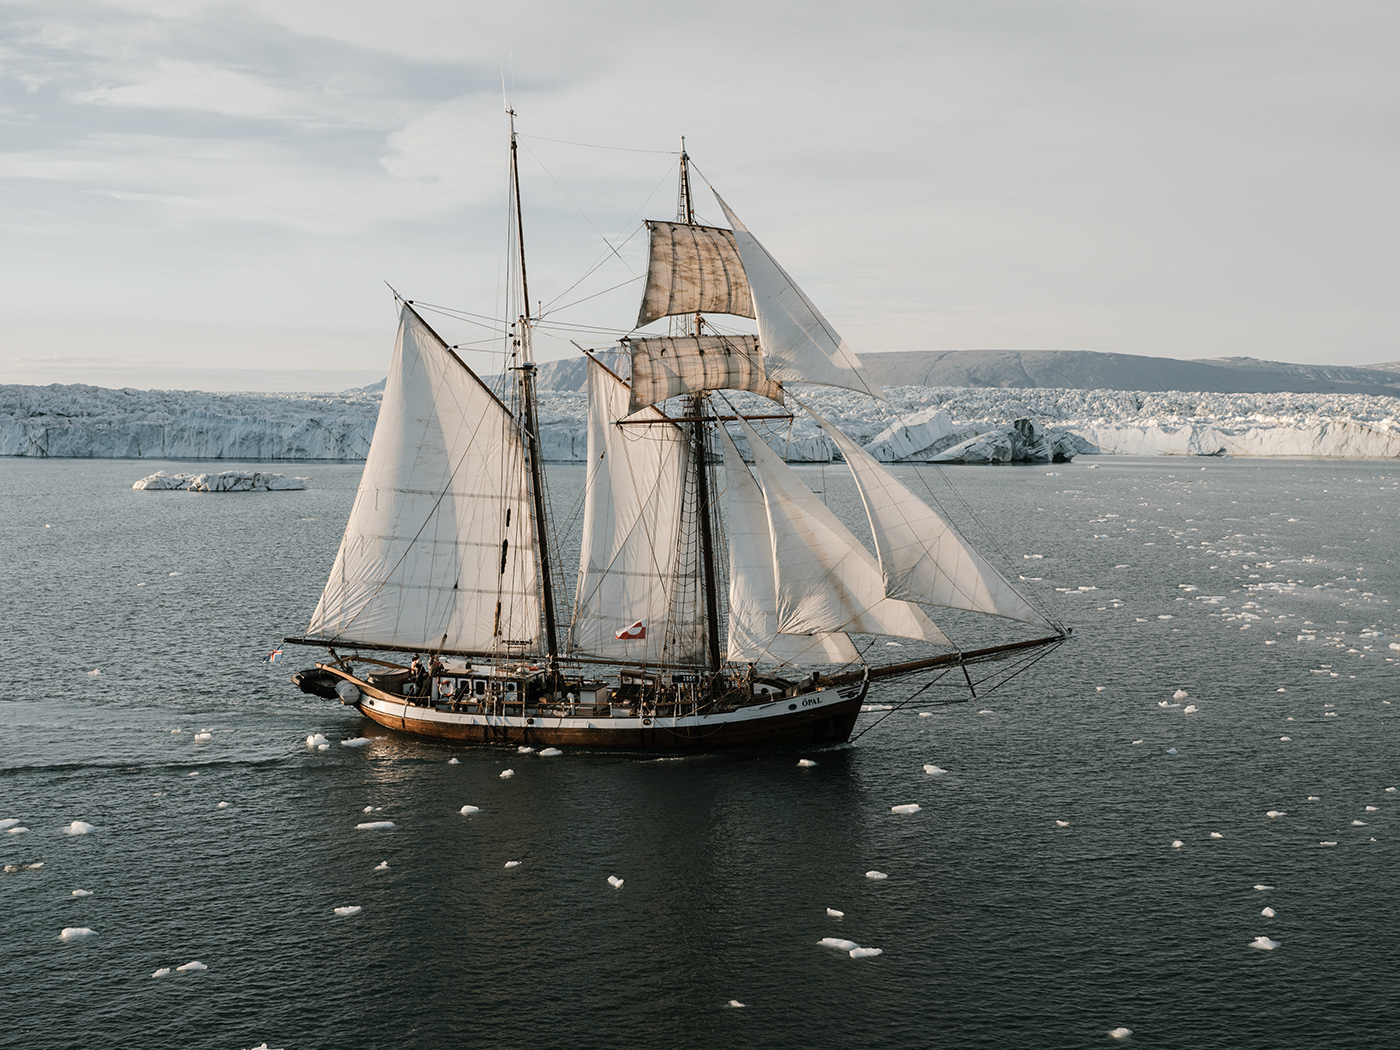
top-left (568, 358), bottom-right (706, 663)
top-left (307, 305), bottom-right (540, 652)
top-left (636, 221), bottom-right (754, 328)
top-left (805, 404), bottom-right (1053, 627)
top-left (736, 418), bottom-right (951, 646)
top-left (627, 334), bottom-right (784, 413)
top-left (714, 195), bottom-right (884, 401)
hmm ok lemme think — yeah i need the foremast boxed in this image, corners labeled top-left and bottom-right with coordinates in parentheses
top-left (509, 110), bottom-right (561, 678)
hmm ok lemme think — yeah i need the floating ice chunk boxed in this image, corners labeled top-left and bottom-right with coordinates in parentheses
top-left (1266, 811), bottom-right (1286, 818)
top-left (355, 821), bottom-right (395, 831)
top-left (504, 860), bottom-right (521, 869)
top-left (23, 862), bottom-right (42, 870)
top-left (517, 746), bottom-right (535, 754)
top-left (64, 821), bottom-right (96, 835)
top-left (193, 732), bottom-right (212, 742)
top-left (1158, 615), bottom-right (1174, 621)
top-left (1280, 736), bottom-right (1291, 742)
top-left (499, 769), bottom-right (515, 779)
top-left (608, 875), bottom-right (624, 889)
top-left (1171, 840), bottom-right (1183, 849)
top-left (1388, 787), bottom-right (1398, 793)
top-left (1277, 687), bottom-right (1286, 693)
top-left (919, 711), bottom-right (932, 717)
top-left (306, 734), bottom-right (329, 748)
top-left (1253, 884), bottom-right (1274, 891)
top-left (539, 748), bottom-right (562, 757)
top-left (819, 937), bottom-right (859, 952)
top-left (1056, 820), bottom-right (1070, 828)
top-left (923, 764), bottom-right (947, 775)
top-left (175, 961), bottom-right (207, 972)
top-left (71, 889), bottom-right (92, 897)
top-left (0, 819), bottom-right (19, 830)
top-left (189, 771), bottom-right (200, 775)
top-left (849, 947), bottom-right (883, 959)
top-left (1132, 739), bottom-right (1143, 745)
top-left (1319, 841), bottom-right (1338, 847)
top-left (727, 1000), bottom-right (746, 1008)
top-left (1352, 820), bottom-right (1367, 826)
top-left (59, 927), bottom-right (97, 942)
top-left (217, 801), bottom-right (230, 809)
top-left (341, 737), bottom-right (371, 747)
top-left (1109, 1028), bottom-right (1133, 1040)
top-left (1210, 832), bottom-right (1223, 839)
top-left (798, 759), bottom-right (817, 768)
top-left (374, 861), bottom-right (389, 871)
top-left (87, 669), bottom-right (101, 676)
top-left (1366, 806), bottom-right (1379, 812)
top-left (151, 967), bottom-right (171, 978)
top-left (1095, 686), bottom-right (1106, 692)
top-left (1173, 689), bottom-right (1189, 700)
top-left (826, 908), bottom-right (844, 918)
top-left (1250, 936), bottom-right (1280, 950)
top-left (1183, 705), bottom-right (1198, 715)
top-left (333, 906), bottom-right (362, 917)
top-left (977, 709), bottom-right (993, 715)
top-left (865, 870), bottom-right (888, 880)
top-left (448, 758), bottom-right (460, 765)
top-left (171, 728), bottom-right (182, 733)
top-left (7, 826), bottom-right (28, 834)
top-left (1166, 748), bottom-right (1178, 755)
top-left (459, 805), bottom-right (480, 815)
top-left (1306, 796), bottom-right (1320, 802)
top-left (1261, 907), bottom-right (1276, 917)
top-left (1157, 701), bottom-right (1177, 709)
top-left (891, 804), bottom-right (921, 815)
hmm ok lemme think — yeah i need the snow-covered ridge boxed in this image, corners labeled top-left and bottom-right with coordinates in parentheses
top-left (3, 381), bottom-right (1400, 461)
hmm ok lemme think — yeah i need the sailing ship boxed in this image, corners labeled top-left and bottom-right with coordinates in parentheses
top-left (286, 116), bottom-right (1067, 749)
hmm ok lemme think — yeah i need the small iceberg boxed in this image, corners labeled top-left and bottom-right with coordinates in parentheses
top-left (133, 469), bottom-right (307, 492)
top-left (71, 889), bottom-right (93, 897)
top-left (374, 861), bottom-right (389, 871)
top-left (1253, 884), bottom-right (1274, 891)
top-left (333, 906), bottom-right (362, 917)
top-left (517, 746), bottom-right (535, 754)
top-left (175, 961), bottom-right (207, 972)
top-left (1173, 689), bottom-right (1189, 700)
top-left (459, 805), bottom-right (480, 815)
top-left (797, 759), bottom-right (817, 768)
top-left (1056, 820), bottom-right (1070, 828)
top-left (193, 732), bottom-right (213, 742)
top-left (306, 734), bottom-right (329, 748)
top-left (1165, 748), bottom-right (1178, 755)
top-left (340, 737), bottom-right (371, 747)
top-left (503, 860), bottom-right (521, 869)
top-left (1109, 1028), bottom-right (1133, 1040)
top-left (0, 818), bottom-right (20, 830)
top-left (448, 758), bottom-right (460, 765)
top-left (727, 1000), bottom-right (745, 1009)
top-left (1183, 705), bottom-right (1198, 715)
top-left (1209, 832), bottom-right (1223, 839)
top-left (819, 937), bottom-right (859, 952)
top-left (923, 764), bottom-right (947, 776)
top-left (826, 908), bottom-right (844, 918)
top-left (59, 927), bottom-right (97, 942)
top-left (890, 804), bottom-right (921, 815)
top-left (217, 802), bottom-right (231, 809)
top-left (1319, 840), bottom-right (1338, 847)
top-left (151, 967), bottom-right (171, 978)
top-left (865, 870), bottom-right (888, 880)
top-left (1250, 936), bottom-right (1280, 950)
top-left (539, 748), bottom-right (562, 757)
top-left (1261, 906), bottom-right (1276, 917)
top-left (1171, 840), bottom-right (1184, 849)
top-left (64, 821), bottom-right (96, 836)
top-left (499, 769), bottom-right (515, 779)
top-left (608, 875), bottom-right (624, 889)
top-left (1266, 810), bottom-right (1286, 818)
top-left (355, 821), bottom-right (395, 831)
top-left (849, 947), bottom-right (883, 959)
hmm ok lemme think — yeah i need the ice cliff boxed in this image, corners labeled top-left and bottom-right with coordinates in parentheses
top-left (4, 381), bottom-right (1400, 462)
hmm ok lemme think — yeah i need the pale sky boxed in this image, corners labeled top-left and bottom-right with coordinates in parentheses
top-left (2, 0), bottom-right (1397, 391)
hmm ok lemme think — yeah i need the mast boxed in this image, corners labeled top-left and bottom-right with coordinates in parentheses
top-left (678, 143), bottom-right (722, 674)
top-left (508, 110), bottom-right (560, 674)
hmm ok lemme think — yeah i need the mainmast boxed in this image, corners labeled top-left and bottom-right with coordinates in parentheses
top-left (509, 110), bottom-right (561, 675)
top-left (679, 143), bottom-right (723, 675)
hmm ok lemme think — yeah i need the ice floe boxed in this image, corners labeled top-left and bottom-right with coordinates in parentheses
top-left (1319, 841), bottom-right (1338, 847)
top-left (1109, 1029), bottom-right (1133, 1040)
top-left (341, 737), bottom-right (371, 747)
top-left (151, 967), bottom-right (171, 978)
top-left (459, 805), bottom-right (480, 815)
top-left (923, 764), bottom-right (947, 775)
top-left (176, 961), bottom-right (207, 972)
top-left (1183, 705), bottom-right (1198, 715)
top-left (1253, 884), bottom-right (1274, 891)
top-left (865, 870), bottom-right (888, 880)
top-left (727, 1000), bottom-right (746, 1008)
top-left (1056, 820), bottom-right (1070, 828)
top-left (1209, 832), bottom-right (1223, 839)
top-left (499, 769), bottom-right (515, 779)
top-left (1173, 689), bottom-right (1189, 700)
top-left (1250, 936), bottom-right (1280, 950)
top-left (333, 906), bottom-right (362, 917)
top-left (374, 861), bottom-right (389, 871)
top-left (0, 818), bottom-right (20, 830)
top-left (305, 734), bottom-right (329, 748)
top-left (356, 821), bottom-right (395, 831)
top-left (608, 876), bottom-right (624, 889)
top-left (133, 470), bottom-right (308, 492)
top-left (64, 821), bottom-right (96, 835)
top-left (217, 801), bottom-right (231, 809)
top-left (517, 746), bottom-right (535, 754)
top-left (890, 804), bottom-right (921, 815)
top-left (539, 747), bottom-right (562, 757)
top-left (849, 947), bottom-right (883, 959)
top-left (193, 732), bottom-right (212, 742)
top-left (1266, 810), bottom-right (1286, 818)
top-left (448, 758), bottom-right (460, 764)
top-left (1171, 840), bottom-right (1184, 849)
top-left (826, 908), bottom-right (844, 918)
top-left (504, 860), bottom-right (521, 869)
top-left (59, 927), bottom-right (97, 942)
top-left (71, 889), bottom-right (92, 897)
top-left (1165, 748), bottom-right (1178, 755)
top-left (1261, 907), bottom-right (1276, 917)
top-left (797, 759), bottom-right (817, 768)
top-left (819, 937), bottom-right (859, 952)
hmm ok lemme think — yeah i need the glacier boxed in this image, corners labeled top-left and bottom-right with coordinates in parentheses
top-left (3, 381), bottom-right (1399, 462)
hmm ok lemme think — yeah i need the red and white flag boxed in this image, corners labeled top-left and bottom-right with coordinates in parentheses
top-left (614, 620), bottom-right (646, 640)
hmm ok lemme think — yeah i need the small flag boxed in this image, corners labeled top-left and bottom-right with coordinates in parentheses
top-left (614, 620), bottom-right (646, 640)
top-left (262, 649), bottom-right (284, 664)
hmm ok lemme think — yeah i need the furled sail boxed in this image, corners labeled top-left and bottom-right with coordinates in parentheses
top-left (307, 305), bottom-right (540, 652)
top-left (568, 358), bottom-right (706, 663)
top-left (636, 221), bottom-right (754, 328)
top-left (715, 195), bottom-right (884, 401)
top-left (627, 334), bottom-right (784, 413)
top-left (718, 426), bottom-right (859, 665)
top-left (736, 419), bottom-right (951, 646)
top-left (805, 404), bottom-right (1053, 627)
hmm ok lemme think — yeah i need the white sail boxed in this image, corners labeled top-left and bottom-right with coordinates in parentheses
top-left (568, 358), bottom-right (706, 663)
top-left (636, 221), bottom-right (754, 328)
top-left (308, 306), bottom-right (539, 652)
top-left (736, 419), bottom-right (951, 646)
top-left (627, 334), bottom-right (784, 412)
top-left (805, 404), bottom-right (1052, 627)
top-left (714, 195), bottom-right (884, 401)
top-left (718, 426), bottom-right (859, 665)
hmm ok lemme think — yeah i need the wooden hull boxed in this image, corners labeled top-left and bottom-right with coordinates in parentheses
top-left (335, 672), bottom-right (866, 751)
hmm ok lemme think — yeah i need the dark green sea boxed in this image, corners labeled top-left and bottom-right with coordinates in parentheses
top-left (3, 456), bottom-right (1398, 1049)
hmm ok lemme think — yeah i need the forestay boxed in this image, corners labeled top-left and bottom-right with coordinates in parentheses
top-left (636, 221), bottom-right (754, 328)
top-left (718, 427), bottom-right (859, 665)
top-left (307, 306), bottom-right (540, 652)
top-left (736, 418), bottom-right (951, 646)
top-left (807, 404), bottom-right (1052, 627)
top-left (627, 334), bottom-right (784, 413)
top-left (715, 196), bottom-right (884, 401)
top-left (569, 359), bottom-right (706, 663)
